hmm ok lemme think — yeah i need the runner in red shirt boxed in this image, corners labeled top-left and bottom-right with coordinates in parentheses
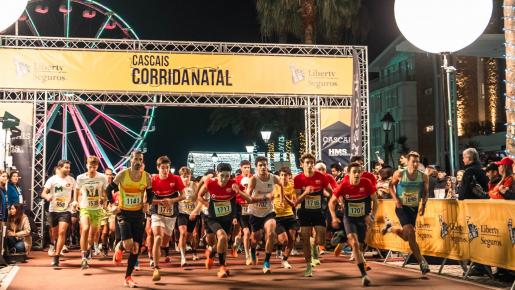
top-left (149, 156), bottom-right (185, 282)
top-left (341, 156), bottom-right (377, 186)
top-left (233, 160), bottom-right (252, 261)
top-left (190, 163), bottom-right (254, 278)
top-left (314, 161), bottom-right (338, 255)
top-left (329, 162), bottom-right (378, 287)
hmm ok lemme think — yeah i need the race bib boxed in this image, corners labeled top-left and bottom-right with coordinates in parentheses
top-left (122, 193), bottom-right (142, 210)
top-left (305, 195), bottom-right (321, 210)
top-left (157, 204), bottom-right (174, 216)
top-left (348, 202), bottom-right (365, 217)
top-left (256, 201), bottom-right (269, 208)
top-left (241, 204), bottom-right (249, 215)
top-left (88, 199), bottom-right (99, 208)
top-left (54, 197), bottom-right (67, 211)
top-left (214, 201), bottom-right (232, 217)
top-left (184, 203), bottom-right (195, 211)
top-left (402, 191), bottom-right (419, 207)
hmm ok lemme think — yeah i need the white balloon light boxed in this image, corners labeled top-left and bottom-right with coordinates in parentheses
top-left (0, 0), bottom-right (29, 33)
top-left (394, 0), bottom-right (493, 54)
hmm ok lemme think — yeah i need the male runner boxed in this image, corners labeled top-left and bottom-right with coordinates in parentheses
top-left (384, 151), bottom-right (430, 275)
top-left (150, 156), bottom-right (185, 281)
top-left (314, 161), bottom-right (337, 255)
top-left (190, 163), bottom-right (254, 278)
top-left (41, 160), bottom-right (76, 267)
top-left (100, 168), bottom-right (116, 256)
top-left (76, 156), bottom-right (108, 270)
top-left (274, 166), bottom-right (298, 269)
top-left (247, 156), bottom-right (283, 274)
top-left (330, 162), bottom-right (378, 286)
top-left (108, 150), bottom-right (153, 287)
top-left (234, 160), bottom-right (253, 265)
top-left (177, 166), bottom-right (199, 266)
top-left (294, 153), bottom-right (333, 277)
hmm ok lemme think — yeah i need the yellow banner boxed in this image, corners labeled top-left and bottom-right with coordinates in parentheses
top-left (366, 200), bottom-right (410, 253)
top-left (0, 48), bottom-right (353, 95)
top-left (415, 200), bottom-right (469, 261)
top-left (464, 200), bottom-right (515, 271)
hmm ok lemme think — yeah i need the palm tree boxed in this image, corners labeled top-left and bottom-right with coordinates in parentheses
top-left (505, 0), bottom-right (515, 155)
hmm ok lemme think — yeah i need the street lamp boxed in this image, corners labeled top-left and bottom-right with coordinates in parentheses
top-left (188, 155), bottom-right (195, 175)
top-left (0, 0), bottom-right (29, 33)
top-left (394, 0), bottom-right (492, 176)
top-left (245, 145), bottom-right (255, 164)
top-left (211, 153), bottom-right (218, 172)
top-left (260, 130), bottom-right (272, 168)
top-left (171, 167), bottom-right (176, 174)
top-left (381, 112), bottom-right (395, 166)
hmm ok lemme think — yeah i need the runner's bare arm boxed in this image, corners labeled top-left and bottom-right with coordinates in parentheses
top-left (370, 192), bottom-right (378, 218)
top-left (40, 187), bottom-right (52, 201)
top-left (294, 186), bottom-right (312, 206)
top-left (245, 176), bottom-right (256, 198)
top-left (233, 183), bottom-right (253, 203)
top-left (196, 183), bottom-right (209, 207)
top-left (389, 170), bottom-right (402, 207)
top-left (328, 195), bottom-right (339, 222)
top-left (273, 175), bottom-right (284, 202)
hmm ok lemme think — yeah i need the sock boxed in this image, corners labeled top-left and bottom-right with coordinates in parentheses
top-left (357, 262), bottom-right (367, 277)
top-left (126, 253), bottom-right (138, 278)
top-left (209, 247), bottom-right (217, 259)
top-left (81, 251), bottom-right (88, 259)
top-left (265, 253), bottom-right (271, 263)
top-left (219, 253), bottom-right (226, 266)
top-left (180, 248), bottom-right (185, 260)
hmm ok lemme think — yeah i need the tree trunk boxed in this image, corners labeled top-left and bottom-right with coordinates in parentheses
top-left (300, 0), bottom-right (316, 44)
top-left (505, 0), bottom-right (515, 155)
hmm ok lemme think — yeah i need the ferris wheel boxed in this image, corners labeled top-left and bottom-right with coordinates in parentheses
top-left (3, 0), bottom-right (156, 173)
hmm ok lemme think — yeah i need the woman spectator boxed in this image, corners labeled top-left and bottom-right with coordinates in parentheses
top-left (7, 171), bottom-right (22, 206)
top-left (376, 166), bottom-right (393, 199)
top-left (6, 203), bottom-right (32, 255)
top-left (488, 157), bottom-right (513, 199)
top-left (0, 170), bottom-right (8, 221)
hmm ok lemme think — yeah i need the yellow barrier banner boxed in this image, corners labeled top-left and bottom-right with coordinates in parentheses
top-left (366, 200), bottom-right (410, 253)
top-left (464, 200), bottom-right (515, 271)
top-left (0, 48), bottom-right (353, 95)
top-left (415, 200), bottom-right (469, 261)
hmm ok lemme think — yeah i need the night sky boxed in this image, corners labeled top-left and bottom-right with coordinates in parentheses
top-left (99, 0), bottom-right (399, 170)
top-left (53, 0), bottom-right (400, 171)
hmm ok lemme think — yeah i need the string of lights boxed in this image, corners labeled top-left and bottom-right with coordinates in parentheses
top-left (505, 3), bottom-right (515, 156)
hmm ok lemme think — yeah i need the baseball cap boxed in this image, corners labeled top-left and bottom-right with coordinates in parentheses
top-left (495, 157), bottom-right (514, 167)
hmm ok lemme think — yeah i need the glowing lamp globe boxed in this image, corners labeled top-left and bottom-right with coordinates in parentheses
top-left (0, 0), bottom-right (29, 33)
top-left (394, 0), bottom-right (493, 54)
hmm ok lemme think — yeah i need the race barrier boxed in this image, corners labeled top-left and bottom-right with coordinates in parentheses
top-left (366, 199), bottom-right (515, 271)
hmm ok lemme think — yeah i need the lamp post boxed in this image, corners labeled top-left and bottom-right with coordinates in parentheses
top-left (211, 153), bottom-right (218, 172)
top-left (381, 112), bottom-right (395, 166)
top-left (0, 0), bottom-right (29, 33)
top-left (245, 145), bottom-right (255, 165)
top-left (394, 0), bottom-right (492, 176)
top-left (260, 130), bottom-right (272, 168)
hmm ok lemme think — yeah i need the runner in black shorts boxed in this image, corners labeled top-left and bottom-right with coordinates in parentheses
top-left (234, 160), bottom-right (253, 264)
top-left (330, 162), bottom-right (378, 286)
top-left (107, 150), bottom-right (153, 288)
top-left (177, 166), bottom-right (199, 266)
top-left (190, 163), bottom-right (253, 278)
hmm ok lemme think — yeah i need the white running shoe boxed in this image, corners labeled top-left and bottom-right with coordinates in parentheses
top-left (181, 257), bottom-right (187, 267)
top-left (282, 260), bottom-right (292, 269)
top-left (61, 245), bottom-right (69, 255)
top-left (290, 248), bottom-right (299, 256)
top-left (192, 254), bottom-right (199, 261)
top-left (47, 244), bottom-right (55, 256)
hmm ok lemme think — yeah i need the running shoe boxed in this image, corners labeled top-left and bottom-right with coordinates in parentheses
top-left (311, 258), bottom-right (321, 267)
top-left (217, 266), bottom-right (228, 278)
top-left (94, 244), bottom-right (101, 256)
top-left (365, 262), bottom-right (372, 271)
top-left (149, 259), bottom-right (155, 269)
top-left (420, 261), bottom-right (430, 275)
top-left (87, 249), bottom-right (93, 260)
top-left (381, 221), bottom-right (392, 235)
top-left (81, 258), bottom-right (89, 270)
top-left (192, 254), bottom-right (199, 261)
top-left (113, 245), bottom-right (123, 265)
top-left (47, 244), bottom-right (55, 256)
top-left (164, 256), bottom-right (171, 263)
top-left (330, 230), bottom-right (346, 246)
top-left (245, 256), bottom-right (253, 266)
top-left (134, 260), bottom-right (140, 271)
top-left (51, 255), bottom-right (60, 267)
top-left (152, 268), bottom-right (161, 281)
top-left (61, 245), bottom-right (69, 254)
top-left (204, 248), bottom-right (214, 269)
top-left (251, 251), bottom-right (258, 265)
top-left (186, 245), bottom-right (192, 251)
top-left (319, 245), bottom-right (328, 255)
top-left (334, 243), bottom-right (343, 257)
top-left (124, 276), bottom-right (136, 288)
top-left (361, 275), bottom-right (371, 286)
top-left (349, 253), bottom-right (355, 261)
top-left (290, 248), bottom-right (300, 256)
top-left (231, 247), bottom-right (238, 258)
top-left (181, 257), bottom-right (187, 267)
top-left (282, 260), bottom-right (292, 269)
top-left (263, 260), bottom-right (271, 274)
top-left (304, 264), bottom-right (313, 277)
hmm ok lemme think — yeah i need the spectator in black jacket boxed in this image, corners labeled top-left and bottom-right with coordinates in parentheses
top-left (457, 148), bottom-right (489, 200)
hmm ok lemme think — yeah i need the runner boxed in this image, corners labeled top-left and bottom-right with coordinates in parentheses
top-left (150, 156), bottom-right (185, 281)
top-left (294, 153), bottom-right (333, 277)
top-left (107, 150), bottom-right (153, 288)
top-left (273, 166), bottom-right (298, 269)
top-left (177, 166), bottom-right (199, 266)
top-left (330, 162), bottom-right (379, 286)
top-left (384, 151), bottom-right (430, 275)
top-left (40, 160), bottom-right (76, 267)
top-left (247, 156), bottom-right (283, 274)
top-left (100, 168), bottom-right (116, 256)
top-left (190, 163), bottom-right (254, 278)
top-left (314, 161), bottom-right (337, 255)
top-left (234, 160), bottom-right (253, 265)
top-left (75, 156), bottom-right (109, 270)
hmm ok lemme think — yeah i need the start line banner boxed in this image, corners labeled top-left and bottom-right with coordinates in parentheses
top-left (367, 199), bottom-right (515, 270)
top-left (0, 47), bottom-right (353, 96)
